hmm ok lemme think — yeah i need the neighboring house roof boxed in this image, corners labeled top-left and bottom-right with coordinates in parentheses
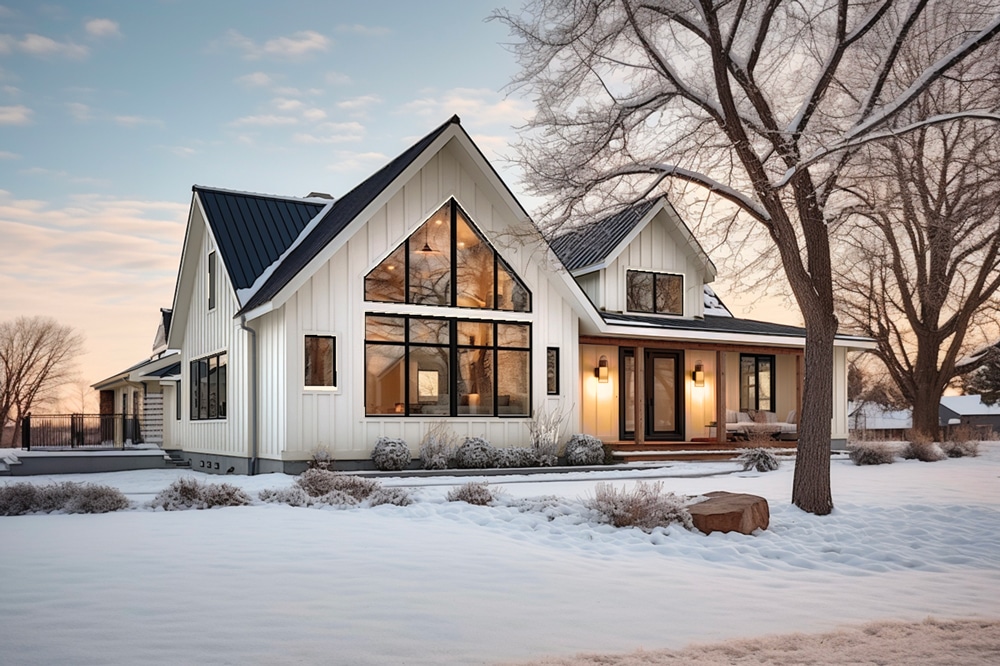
top-left (848, 402), bottom-right (913, 430)
top-left (955, 339), bottom-right (1000, 373)
top-left (939, 395), bottom-right (1000, 417)
top-left (549, 199), bottom-right (657, 271)
top-left (237, 115), bottom-right (462, 314)
top-left (92, 350), bottom-right (180, 390)
top-left (194, 186), bottom-right (329, 294)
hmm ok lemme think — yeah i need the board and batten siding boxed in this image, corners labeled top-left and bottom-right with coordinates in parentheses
top-left (172, 212), bottom-right (249, 458)
top-left (271, 141), bottom-right (580, 462)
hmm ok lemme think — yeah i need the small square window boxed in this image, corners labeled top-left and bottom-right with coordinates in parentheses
top-left (305, 335), bottom-right (336, 388)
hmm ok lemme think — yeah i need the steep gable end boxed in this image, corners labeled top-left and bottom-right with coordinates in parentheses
top-left (194, 186), bottom-right (326, 293)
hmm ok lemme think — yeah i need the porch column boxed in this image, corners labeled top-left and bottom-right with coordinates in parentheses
top-left (634, 346), bottom-right (645, 444)
top-left (715, 350), bottom-right (727, 443)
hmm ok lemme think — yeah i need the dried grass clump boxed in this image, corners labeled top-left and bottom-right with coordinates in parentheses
top-left (564, 433), bottom-right (605, 466)
top-left (0, 481), bottom-right (129, 515)
top-left (419, 421), bottom-right (458, 470)
top-left (308, 447), bottom-right (334, 470)
top-left (150, 477), bottom-right (250, 510)
top-left (529, 403), bottom-right (567, 466)
top-left (446, 481), bottom-right (499, 506)
top-left (371, 437), bottom-right (411, 471)
top-left (847, 441), bottom-right (896, 466)
top-left (736, 447), bottom-right (780, 472)
top-left (296, 468), bottom-right (381, 503)
top-left (366, 486), bottom-right (413, 507)
top-left (901, 433), bottom-right (946, 462)
top-left (941, 440), bottom-right (980, 458)
top-left (586, 481), bottom-right (693, 531)
top-left (258, 486), bottom-right (313, 507)
top-left (454, 437), bottom-right (499, 469)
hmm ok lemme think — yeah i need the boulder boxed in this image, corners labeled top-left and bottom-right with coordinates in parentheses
top-left (689, 491), bottom-right (769, 535)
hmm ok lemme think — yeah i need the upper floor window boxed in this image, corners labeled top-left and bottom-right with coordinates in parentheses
top-left (364, 199), bottom-right (530, 312)
top-left (305, 335), bottom-right (337, 388)
top-left (740, 354), bottom-right (775, 412)
top-left (626, 270), bottom-right (683, 315)
top-left (191, 351), bottom-right (227, 420)
top-left (207, 251), bottom-right (217, 311)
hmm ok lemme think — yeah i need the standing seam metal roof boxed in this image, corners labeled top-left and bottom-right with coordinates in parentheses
top-left (548, 199), bottom-right (657, 271)
top-left (195, 187), bottom-right (325, 291)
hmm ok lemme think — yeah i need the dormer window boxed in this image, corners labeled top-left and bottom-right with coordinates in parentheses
top-left (627, 270), bottom-right (683, 315)
top-left (364, 199), bottom-right (530, 312)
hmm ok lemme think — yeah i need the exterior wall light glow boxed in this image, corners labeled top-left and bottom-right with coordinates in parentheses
top-left (693, 361), bottom-right (705, 387)
top-left (595, 355), bottom-right (609, 383)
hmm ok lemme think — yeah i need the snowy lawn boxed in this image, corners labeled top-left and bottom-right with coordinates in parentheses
top-left (1, 445), bottom-right (999, 665)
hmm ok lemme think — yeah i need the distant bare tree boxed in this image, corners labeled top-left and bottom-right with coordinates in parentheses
top-left (0, 316), bottom-right (84, 447)
top-left (834, 40), bottom-right (1000, 440)
top-left (496, 0), bottom-right (1000, 513)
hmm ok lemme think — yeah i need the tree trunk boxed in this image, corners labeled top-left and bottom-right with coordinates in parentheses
top-left (791, 319), bottom-right (836, 515)
top-left (911, 386), bottom-right (943, 441)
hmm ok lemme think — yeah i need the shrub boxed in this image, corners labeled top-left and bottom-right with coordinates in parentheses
top-left (902, 435), bottom-right (946, 462)
top-left (296, 468), bottom-right (341, 497)
top-left (528, 403), bottom-right (567, 467)
top-left (847, 441), bottom-right (896, 466)
top-left (63, 484), bottom-right (130, 514)
top-left (941, 440), bottom-right (980, 458)
top-left (366, 486), bottom-right (413, 507)
top-left (258, 486), bottom-right (313, 507)
top-left (0, 481), bottom-right (130, 515)
top-left (296, 468), bottom-right (381, 502)
top-left (34, 482), bottom-right (77, 513)
top-left (453, 437), bottom-right (499, 469)
top-left (0, 482), bottom-right (39, 515)
top-left (150, 477), bottom-right (250, 510)
top-left (308, 447), bottom-right (334, 470)
top-left (419, 421), bottom-right (458, 470)
top-left (496, 447), bottom-right (537, 469)
top-left (315, 489), bottom-right (361, 507)
top-left (736, 447), bottom-right (780, 472)
top-left (446, 481), bottom-right (499, 506)
top-left (564, 433), bottom-right (605, 466)
top-left (586, 481), bottom-right (693, 531)
top-left (371, 437), bottom-right (411, 471)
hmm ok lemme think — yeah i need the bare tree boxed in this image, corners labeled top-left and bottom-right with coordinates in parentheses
top-left (0, 316), bottom-right (84, 447)
top-left (834, 50), bottom-right (1000, 439)
top-left (496, 0), bottom-right (1000, 513)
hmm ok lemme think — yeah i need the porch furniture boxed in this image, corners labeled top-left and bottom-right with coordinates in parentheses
top-left (725, 410), bottom-right (798, 441)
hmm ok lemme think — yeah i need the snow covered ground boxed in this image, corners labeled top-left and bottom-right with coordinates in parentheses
top-left (2, 445), bottom-right (999, 665)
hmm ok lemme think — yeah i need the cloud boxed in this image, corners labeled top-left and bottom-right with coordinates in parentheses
top-left (114, 115), bottom-right (163, 128)
top-left (166, 146), bottom-right (196, 157)
top-left (398, 88), bottom-right (531, 127)
top-left (272, 86), bottom-right (322, 97)
top-left (0, 150), bottom-right (19, 159)
top-left (301, 108), bottom-right (326, 122)
top-left (272, 97), bottom-right (303, 111)
top-left (66, 102), bottom-right (92, 122)
top-left (336, 24), bottom-right (391, 37)
top-left (223, 29), bottom-right (330, 60)
top-left (16, 33), bottom-right (89, 59)
top-left (292, 121), bottom-right (365, 144)
top-left (3, 85), bottom-right (21, 96)
top-left (325, 71), bottom-right (352, 85)
top-left (84, 19), bottom-right (121, 38)
top-left (325, 150), bottom-right (388, 173)
top-left (230, 114), bottom-right (299, 127)
top-left (235, 71), bottom-right (273, 87)
top-left (0, 104), bottom-right (32, 124)
top-left (19, 166), bottom-right (110, 186)
top-left (337, 94), bottom-right (381, 111)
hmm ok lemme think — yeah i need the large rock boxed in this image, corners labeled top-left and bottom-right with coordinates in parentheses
top-left (689, 491), bottom-right (769, 535)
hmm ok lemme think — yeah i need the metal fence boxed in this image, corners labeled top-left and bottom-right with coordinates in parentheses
top-left (21, 413), bottom-right (144, 450)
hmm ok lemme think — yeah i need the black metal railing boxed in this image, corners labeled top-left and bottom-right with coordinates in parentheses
top-left (21, 413), bottom-right (144, 450)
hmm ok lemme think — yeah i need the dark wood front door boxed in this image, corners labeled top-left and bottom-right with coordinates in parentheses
top-left (645, 350), bottom-right (684, 440)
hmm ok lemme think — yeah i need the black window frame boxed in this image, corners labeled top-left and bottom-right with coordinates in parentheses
top-left (626, 269), bottom-right (684, 316)
top-left (190, 351), bottom-right (227, 421)
top-left (364, 313), bottom-right (531, 418)
top-left (207, 251), bottom-right (217, 311)
top-left (304, 335), bottom-right (337, 388)
top-left (739, 353), bottom-right (776, 412)
top-left (546, 347), bottom-right (560, 395)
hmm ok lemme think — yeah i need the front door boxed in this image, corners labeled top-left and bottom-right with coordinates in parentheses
top-left (619, 348), bottom-right (685, 441)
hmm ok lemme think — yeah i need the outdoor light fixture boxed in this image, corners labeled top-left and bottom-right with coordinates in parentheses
top-left (595, 355), bottom-right (609, 383)
top-left (693, 362), bottom-right (705, 387)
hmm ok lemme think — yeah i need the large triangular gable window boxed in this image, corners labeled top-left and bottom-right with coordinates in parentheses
top-left (365, 199), bottom-right (530, 312)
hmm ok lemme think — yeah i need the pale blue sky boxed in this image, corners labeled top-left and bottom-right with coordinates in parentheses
top-left (0, 0), bottom-right (535, 391)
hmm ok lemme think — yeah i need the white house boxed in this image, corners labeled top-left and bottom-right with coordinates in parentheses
top-left (99, 115), bottom-right (873, 473)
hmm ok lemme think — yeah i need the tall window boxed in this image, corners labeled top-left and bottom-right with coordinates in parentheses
top-left (190, 351), bottom-right (227, 420)
top-left (207, 251), bottom-right (217, 311)
top-left (364, 314), bottom-right (530, 417)
top-left (305, 335), bottom-right (337, 387)
top-left (364, 199), bottom-right (530, 312)
top-left (740, 354), bottom-right (775, 412)
top-left (546, 347), bottom-right (560, 395)
top-left (626, 270), bottom-right (683, 315)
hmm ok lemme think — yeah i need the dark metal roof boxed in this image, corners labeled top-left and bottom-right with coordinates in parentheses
top-left (194, 187), bottom-right (326, 291)
top-left (549, 199), bottom-right (658, 271)
top-left (144, 362), bottom-right (181, 378)
top-left (238, 115), bottom-right (462, 314)
top-left (600, 311), bottom-right (810, 338)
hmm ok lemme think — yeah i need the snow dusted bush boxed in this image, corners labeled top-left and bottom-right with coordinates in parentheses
top-left (586, 481), bottom-right (693, 531)
top-left (446, 481), bottom-right (499, 506)
top-left (848, 441), bottom-right (896, 466)
top-left (308, 447), bottom-right (334, 470)
top-left (366, 486), bottom-right (413, 507)
top-left (296, 468), bottom-right (341, 497)
top-left (564, 433), bottom-right (605, 466)
top-left (737, 447), bottom-right (780, 472)
top-left (454, 436), bottom-right (499, 469)
top-left (371, 437), bottom-right (411, 471)
top-left (150, 478), bottom-right (250, 510)
top-left (941, 440), bottom-right (980, 458)
top-left (496, 447), bottom-right (538, 469)
top-left (296, 468), bottom-right (381, 503)
top-left (902, 434), bottom-right (946, 462)
top-left (0, 481), bottom-right (129, 515)
top-left (419, 421), bottom-right (458, 470)
top-left (528, 403), bottom-right (567, 466)
top-left (258, 486), bottom-right (313, 507)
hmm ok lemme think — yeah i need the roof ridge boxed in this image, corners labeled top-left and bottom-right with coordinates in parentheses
top-left (193, 184), bottom-right (330, 203)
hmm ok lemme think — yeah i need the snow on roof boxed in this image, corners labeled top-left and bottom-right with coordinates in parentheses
top-left (940, 395), bottom-right (1000, 416)
top-left (703, 285), bottom-right (732, 317)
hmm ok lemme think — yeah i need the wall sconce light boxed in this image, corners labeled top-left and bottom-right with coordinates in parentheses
top-left (595, 355), bottom-right (609, 383)
top-left (692, 361), bottom-right (705, 387)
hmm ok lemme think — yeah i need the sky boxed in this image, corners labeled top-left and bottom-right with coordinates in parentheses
top-left (0, 0), bottom-right (793, 407)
